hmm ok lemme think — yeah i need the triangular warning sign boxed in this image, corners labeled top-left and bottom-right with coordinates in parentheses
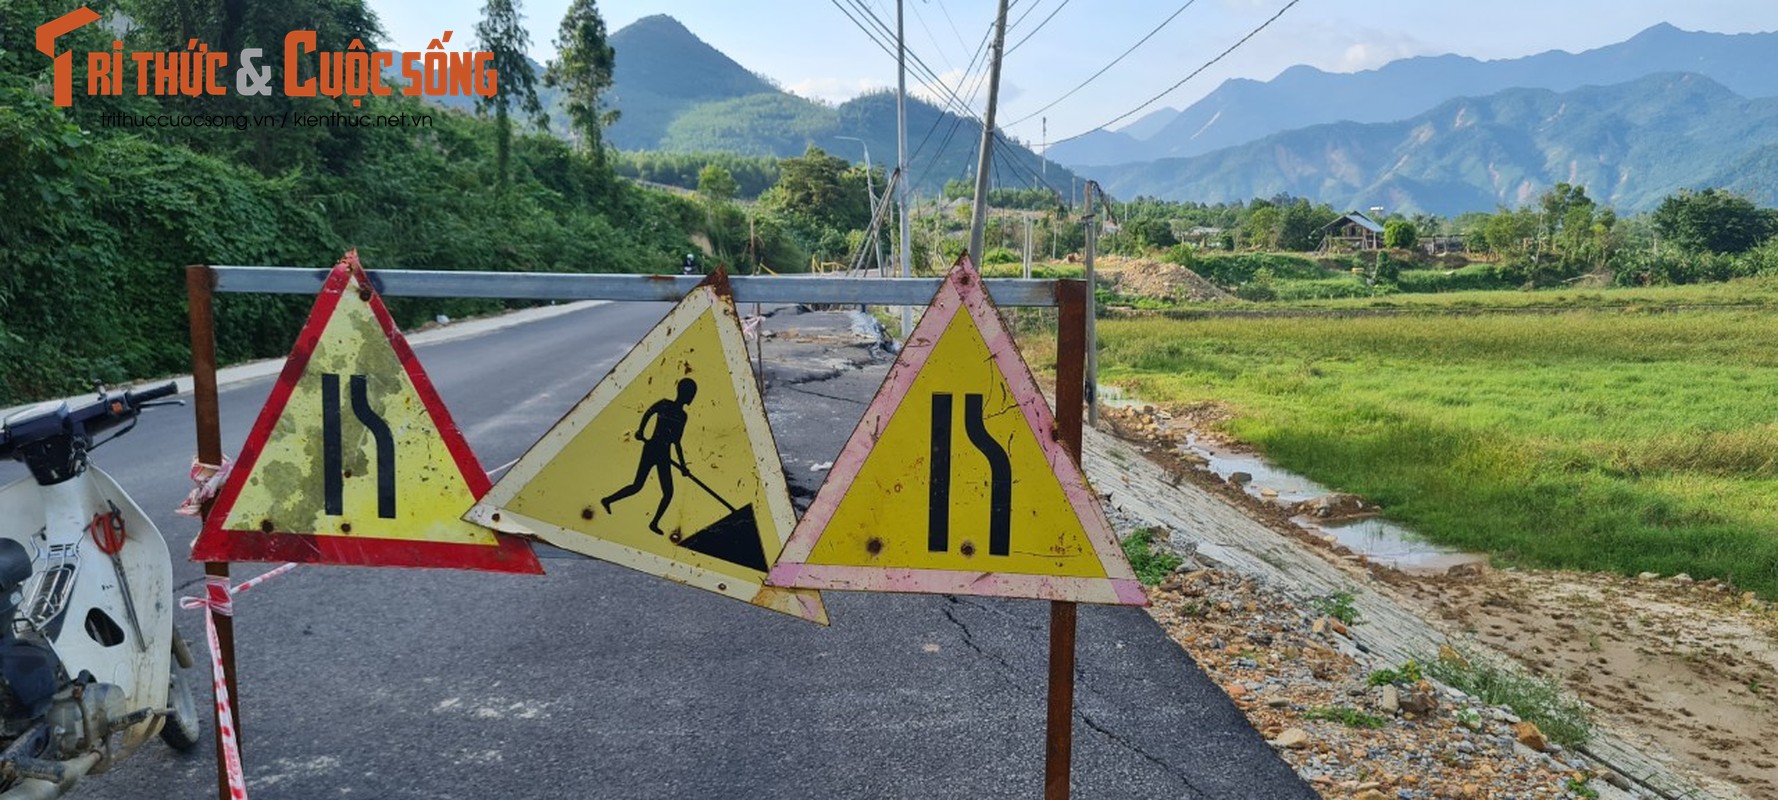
top-left (191, 252), bottom-right (542, 574)
top-left (768, 260), bottom-right (1145, 605)
top-left (465, 274), bottom-right (826, 624)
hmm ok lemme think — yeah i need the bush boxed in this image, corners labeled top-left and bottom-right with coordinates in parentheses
top-left (1271, 277), bottom-right (1387, 301)
top-left (1383, 219), bottom-right (1419, 250)
top-left (1162, 243), bottom-right (1199, 268)
top-left (1396, 265), bottom-right (1515, 293)
top-left (0, 76), bottom-right (700, 403)
top-left (1373, 252), bottom-right (1402, 285)
top-left (1195, 253), bottom-right (1325, 286)
top-left (1234, 267), bottom-right (1279, 301)
top-left (1120, 528), bottom-right (1184, 585)
top-left (1427, 646), bottom-right (1593, 746)
top-left (1309, 589), bottom-right (1363, 625)
top-left (981, 246), bottom-right (1021, 265)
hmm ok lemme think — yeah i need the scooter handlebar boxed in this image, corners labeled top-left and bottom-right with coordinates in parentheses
top-left (126, 381), bottom-right (178, 405)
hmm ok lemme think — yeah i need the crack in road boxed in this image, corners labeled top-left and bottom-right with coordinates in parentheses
top-left (1079, 710), bottom-right (1209, 798)
top-left (940, 596), bottom-right (1023, 685)
top-left (780, 383), bottom-right (870, 406)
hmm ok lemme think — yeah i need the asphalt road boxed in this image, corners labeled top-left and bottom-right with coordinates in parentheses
top-left (6, 301), bottom-right (1314, 799)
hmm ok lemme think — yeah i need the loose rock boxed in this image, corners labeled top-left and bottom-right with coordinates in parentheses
top-left (1512, 720), bottom-right (1548, 752)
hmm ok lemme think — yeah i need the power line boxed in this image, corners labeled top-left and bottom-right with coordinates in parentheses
top-left (1005, 0), bottom-right (1199, 127)
top-left (1006, 0), bottom-right (1069, 54)
top-left (840, 0), bottom-right (984, 121)
top-left (834, 0), bottom-right (996, 178)
top-left (1051, 0), bottom-right (1304, 145)
top-left (932, 0), bottom-right (973, 54)
top-left (905, 7), bottom-right (994, 162)
top-left (1007, 0), bottom-right (1045, 32)
top-left (905, 0), bottom-right (957, 73)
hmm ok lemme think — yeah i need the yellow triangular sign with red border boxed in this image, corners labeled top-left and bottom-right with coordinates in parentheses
top-left (190, 252), bottom-right (541, 574)
top-left (466, 273), bottom-right (826, 623)
top-left (769, 259), bottom-right (1145, 605)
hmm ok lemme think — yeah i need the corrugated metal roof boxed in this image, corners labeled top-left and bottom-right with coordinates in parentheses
top-left (1322, 211), bottom-right (1384, 234)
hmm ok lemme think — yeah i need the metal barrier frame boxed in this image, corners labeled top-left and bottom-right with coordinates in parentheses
top-left (186, 265), bottom-right (1090, 800)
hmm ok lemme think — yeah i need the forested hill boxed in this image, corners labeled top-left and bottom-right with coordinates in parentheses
top-left (1093, 73), bottom-right (1778, 216)
top-left (604, 15), bottom-right (778, 150)
top-left (603, 15), bottom-right (1076, 196)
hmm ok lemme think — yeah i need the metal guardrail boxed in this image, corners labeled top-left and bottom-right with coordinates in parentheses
top-left (210, 267), bottom-right (1068, 308)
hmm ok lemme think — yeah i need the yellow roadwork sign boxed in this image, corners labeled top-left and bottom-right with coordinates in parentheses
top-left (769, 261), bottom-right (1145, 605)
top-left (466, 275), bottom-right (826, 623)
top-left (191, 252), bottom-right (542, 573)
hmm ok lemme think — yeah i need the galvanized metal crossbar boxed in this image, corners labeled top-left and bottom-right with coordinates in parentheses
top-left (209, 266), bottom-right (1067, 307)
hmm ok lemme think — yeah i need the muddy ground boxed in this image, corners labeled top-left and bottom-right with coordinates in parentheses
top-left (1101, 402), bottom-right (1772, 799)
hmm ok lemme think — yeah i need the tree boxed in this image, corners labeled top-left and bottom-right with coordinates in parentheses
top-left (476, 0), bottom-right (547, 187)
top-left (1384, 218), bottom-right (1418, 250)
top-left (546, 0), bottom-right (617, 157)
top-left (697, 164), bottom-right (738, 203)
top-left (1536, 183), bottom-right (1598, 270)
top-left (1125, 218), bottom-right (1177, 250)
top-left (1277, 199), bottom-right (1336, 251)
top-left (1243, 206), bottom-right (1281, 250)
top-left (759, 146), bottom-right (870, 234)
top-left (1652, 188), bottom-right (1775, 254)
top-left (1481, 208), bottom-right (1538, 257)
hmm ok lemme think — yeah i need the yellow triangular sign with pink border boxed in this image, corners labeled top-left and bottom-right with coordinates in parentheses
top-left (768, 258), bottom-right (1145, 605)
top-left (467, 272), bottom-right (826, 623)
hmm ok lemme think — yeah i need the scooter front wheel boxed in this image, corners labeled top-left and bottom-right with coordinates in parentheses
top-left (161, 643), bottom-right (203, 752)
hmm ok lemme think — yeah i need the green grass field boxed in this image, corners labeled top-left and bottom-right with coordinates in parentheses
top-left (1091, 306), bottom-right (1778, 596)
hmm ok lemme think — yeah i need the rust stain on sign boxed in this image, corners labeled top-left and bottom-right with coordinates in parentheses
top-left (768, 259), bottom-right (1145, 606)
top-left (191, 251), bottom-right (542, 574)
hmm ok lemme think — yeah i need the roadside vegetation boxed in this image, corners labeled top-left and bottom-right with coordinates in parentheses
top-left (1426, 648), bottom-right (1594, 747)
top-left (1120, 528), bottom-right (1184, 586)
top-left (0, 3), bottom-right (885, 404)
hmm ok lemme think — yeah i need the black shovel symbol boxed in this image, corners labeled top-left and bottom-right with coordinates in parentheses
top-left (669, 458), bottom-right (769, 573)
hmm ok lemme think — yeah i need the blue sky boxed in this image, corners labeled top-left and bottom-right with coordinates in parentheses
top-left (372, 0), bottom-right (1778, 143)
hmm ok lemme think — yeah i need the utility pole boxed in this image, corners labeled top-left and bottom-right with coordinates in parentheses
top-left (1022, 215), bottom-right (1033, 278)
top-left (968, 0), bottom-right (1011, 265)
top-left (1041, 117), bottom-right (1047, 180)
top-left (1082, 181), bottom-right (1100, 427)
top-left (837, 136), bottom-right (884, 275)
top-left (896, 0), bottom-right (914, 335)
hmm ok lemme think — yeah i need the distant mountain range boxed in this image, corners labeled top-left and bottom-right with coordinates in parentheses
top-left (1051, 24), bottom-right (1778, 168)
top-left (605, 15), bottom-right (1073, 195)
top-left (422, 16), bottom-right (1778, 215)
top-left (1092, 73), bottom-right (1778, 215)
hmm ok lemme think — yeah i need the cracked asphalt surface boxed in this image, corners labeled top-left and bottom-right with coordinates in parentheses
top-left (17, 300), bottom-right (1312, 799)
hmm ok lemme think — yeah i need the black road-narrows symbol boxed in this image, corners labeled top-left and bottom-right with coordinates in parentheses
top-left (927, 392), bottom-right (1012, 556)
top-left (321, 373), bottom-right (397, 519)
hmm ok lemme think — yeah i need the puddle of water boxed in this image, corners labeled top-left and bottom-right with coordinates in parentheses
top-left (1190, 438), bottom-right (1330, 505)
top-left (1181, 435), bottom-right (1483, 575)
top-left (1308, 516), bottom-right (1487, 575)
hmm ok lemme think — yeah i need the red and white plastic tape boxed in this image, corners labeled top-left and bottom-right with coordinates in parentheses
top-left (175, 458), bottom-right (232, 517)
top-left (180, 562), bottom-right (296, 799)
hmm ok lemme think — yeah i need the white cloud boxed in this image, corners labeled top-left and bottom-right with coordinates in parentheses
top-left (1337, 35), bottom-right (1432, 71)
top-left (785, 76), bottom-right (889, 104)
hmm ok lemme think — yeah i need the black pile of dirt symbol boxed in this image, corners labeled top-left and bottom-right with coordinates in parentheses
top-left (672, 482), bottom-right (768, 573)
top-left (598, 377), bottom-right (769, 573)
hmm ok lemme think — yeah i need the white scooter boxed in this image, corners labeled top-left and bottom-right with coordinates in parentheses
top-left (0, 382), bottom-right (201, 798)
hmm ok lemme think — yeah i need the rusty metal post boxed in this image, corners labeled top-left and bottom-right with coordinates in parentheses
top-left (186, 265), bottom-right (240, 800)
top-left (1045, 279), bottom-right (1087, 799)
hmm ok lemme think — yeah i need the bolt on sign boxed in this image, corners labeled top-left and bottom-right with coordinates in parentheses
top-left (769, 260), bottom-right (1146, 606)
top-left (465, 273), bottom-right (827, 624)
top-left (190, 252), bottom-right (542, 574)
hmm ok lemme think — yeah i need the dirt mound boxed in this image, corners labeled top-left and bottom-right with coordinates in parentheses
top-left (1101, 257), bottom-right (1231, 303)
